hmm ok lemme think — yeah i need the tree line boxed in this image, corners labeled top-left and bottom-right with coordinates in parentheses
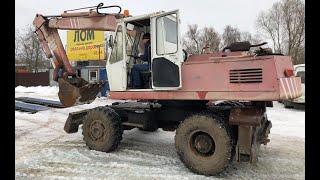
top-left (183, 0), bottom-right (305, 65)
top-left (15, 27), bottom-right (50, 73)
top-left (15, 0), bottom-right (304, 73)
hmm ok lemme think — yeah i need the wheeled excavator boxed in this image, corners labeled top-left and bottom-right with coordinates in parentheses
top-left (33, 3), bottom-right (302, 176)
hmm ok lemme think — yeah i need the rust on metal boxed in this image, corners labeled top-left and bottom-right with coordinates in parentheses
top-left (58, 78), bottom-right (104, 107)
top-left (48, 15), bottom-right (118, 31)
top-left (261, 120), bottom-right (272, 145)
top-left (33, 6), bottom-right (118, 107)
top-left (58, 78), bottom-right (81, 107)
top-left (229, 108), bottom-right (264, 126)
top-left (196, 91), bottom-right (208, 99)
top-left (109, 91), bottom-right (280, 101)
top-left (235, 125), bottom-right (253, 162)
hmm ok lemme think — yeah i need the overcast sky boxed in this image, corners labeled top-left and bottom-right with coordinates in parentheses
top-left (15, 0), bottom-right (279, 44)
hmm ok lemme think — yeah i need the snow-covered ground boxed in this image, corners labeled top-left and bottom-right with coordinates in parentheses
top-left (15, 86), bottom-right (305, 179)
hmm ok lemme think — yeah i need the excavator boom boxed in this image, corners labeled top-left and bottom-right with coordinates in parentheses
top-left (33, 3), bottom-right (123, 107)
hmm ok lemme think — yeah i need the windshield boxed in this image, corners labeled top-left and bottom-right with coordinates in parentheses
top-left (109, 24), bottom-right (141, 65)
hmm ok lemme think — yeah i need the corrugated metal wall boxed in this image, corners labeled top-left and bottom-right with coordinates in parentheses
top-left (15, 72), bottom-right (50, 87)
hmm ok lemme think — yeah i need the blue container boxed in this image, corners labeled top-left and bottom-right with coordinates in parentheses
top-left (99, 68), bottom-right (110, 96)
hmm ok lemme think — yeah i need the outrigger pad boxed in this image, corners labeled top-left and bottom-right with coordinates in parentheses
top-left (58, 78), bottom-right (105, 107)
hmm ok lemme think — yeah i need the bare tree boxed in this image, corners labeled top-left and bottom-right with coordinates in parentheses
top-left (15, 26), bottom-right (50, 72)
top-left (183, 24), bottom-right (221, 55)
top-left (240, 32), bottom-right (262, 45)
top-left (256, 2), bottom-right (283, 54)
top-left (183, 24), bottom-right (201, 54)
top-left (222, 25), bottom-right (241, 47)
top-left (15, 30), bottom-right (21, 60)
top-left (256, 0), bottom-right (305, 64)
top-left (282, 0), bottom-right (305, 63)
top-left (199, 27), bottom-right (221, 52)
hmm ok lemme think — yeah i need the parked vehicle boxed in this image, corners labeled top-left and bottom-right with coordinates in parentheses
top-left (283, 64), bottom-right (305, 109)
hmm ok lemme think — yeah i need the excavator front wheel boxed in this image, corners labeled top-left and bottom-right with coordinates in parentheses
top-left (82, 107), bottom-right (123, 152)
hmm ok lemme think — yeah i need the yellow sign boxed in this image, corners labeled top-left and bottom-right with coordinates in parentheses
top-left (67, 30), bottom-right (105, 61)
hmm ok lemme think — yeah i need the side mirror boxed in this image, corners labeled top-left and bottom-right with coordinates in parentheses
top-left (108, 35), bottom-right (114, 48)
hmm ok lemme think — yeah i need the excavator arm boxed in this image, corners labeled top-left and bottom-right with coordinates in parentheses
top-left (33, 3), bottom-right (124, 107)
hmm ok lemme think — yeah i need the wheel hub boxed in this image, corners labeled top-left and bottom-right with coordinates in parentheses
top-left (90, 120), bottom-right (106, 140)
top-left (191, 132), bottom-right (215, 156)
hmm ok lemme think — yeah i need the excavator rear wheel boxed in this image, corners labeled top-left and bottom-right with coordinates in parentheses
top-left (82, 106), bottom-right (123, 152)
top-left (175, 112), bottom-right (235, 176)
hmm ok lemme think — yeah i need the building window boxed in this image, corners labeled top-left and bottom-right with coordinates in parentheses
top-left (89, 70), bottom-right (98, 82)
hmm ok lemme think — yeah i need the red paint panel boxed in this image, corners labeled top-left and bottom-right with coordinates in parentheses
top-left (108, 55), bottom-right (300, 101)
top-left (196, 91), bottom-right (208, 99)
top-left (182, 56), bottom-right (278, 92)
top-left (109, 91), bottom-right (280, 101)
top-left (274, 56), bottom-right (294, 78)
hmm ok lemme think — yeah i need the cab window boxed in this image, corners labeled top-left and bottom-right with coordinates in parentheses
top-left (109, 26), bottom-right (123, 64)
top-left (156, 13), bottom-right (178, 55)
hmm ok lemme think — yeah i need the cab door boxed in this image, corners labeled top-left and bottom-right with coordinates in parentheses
top-left (150, 10), bottom-right (183, 90)
top-left (106, 23), bottom-right (127, 91)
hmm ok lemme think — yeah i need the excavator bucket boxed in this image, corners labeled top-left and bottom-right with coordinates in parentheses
top-left (58, 77), bottom-right (105, 107)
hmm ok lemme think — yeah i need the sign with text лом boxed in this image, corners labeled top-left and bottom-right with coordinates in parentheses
top-left (67, 30), bottom-right (105, 61)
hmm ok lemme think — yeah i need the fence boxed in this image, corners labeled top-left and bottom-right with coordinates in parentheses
top-left (15, 71), bottom-right (49, 87)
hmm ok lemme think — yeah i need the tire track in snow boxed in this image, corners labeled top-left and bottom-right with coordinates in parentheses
top-left (15, 134), bottom-right (66, 163)
top-left (16, 156), bottom-right (205, 180)
top-left (15, 117), bottom-right (64, 140)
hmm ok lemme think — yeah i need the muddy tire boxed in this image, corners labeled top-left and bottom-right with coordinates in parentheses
top-left (82, 106), bottom-right (123, 152)
top-left (175, 112), bottom-right (235, 175)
